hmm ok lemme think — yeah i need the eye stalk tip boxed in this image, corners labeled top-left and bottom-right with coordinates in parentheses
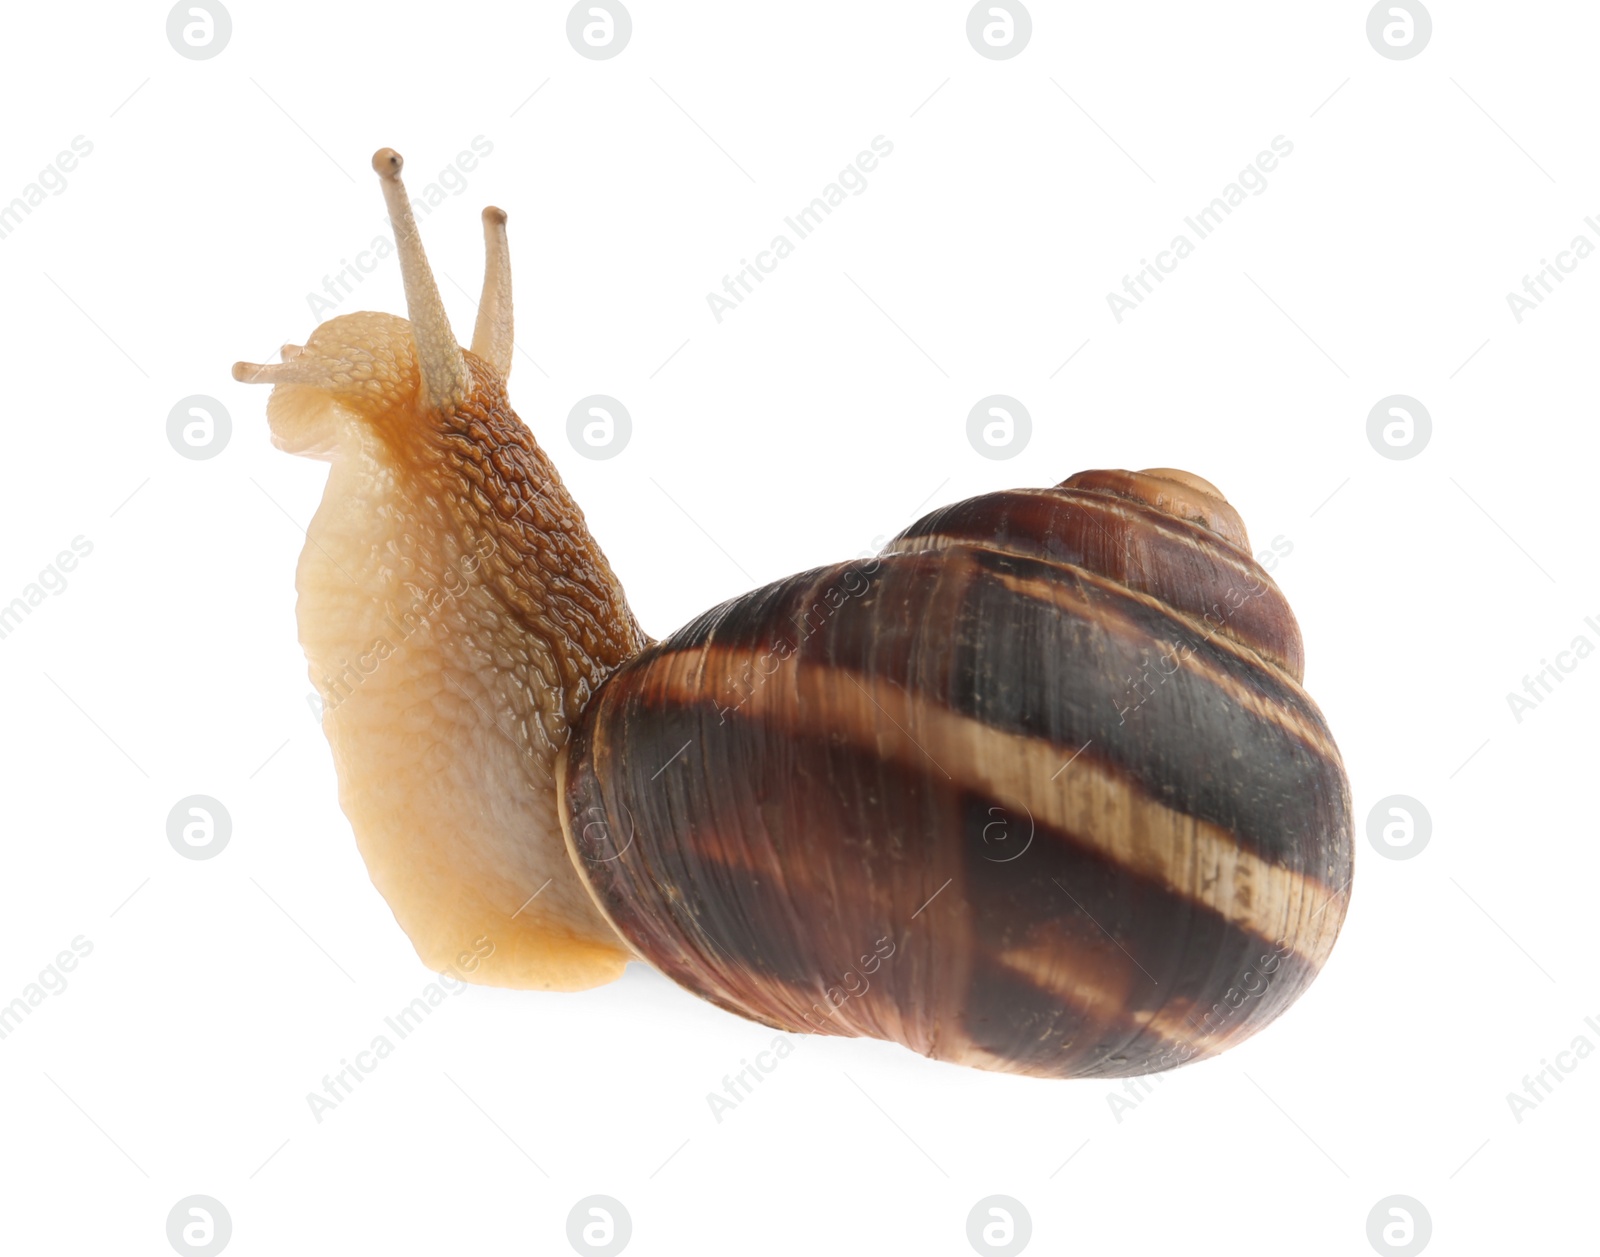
top-left (233, 359), bottom-right (291, 384)
top-left (483, 205), bottom-right (507, 225)
top-left (371, 147), bottom-right (404, 179)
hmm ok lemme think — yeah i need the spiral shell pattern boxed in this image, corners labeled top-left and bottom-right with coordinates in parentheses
top-left (560, 470), bottom-right (1352, 1078)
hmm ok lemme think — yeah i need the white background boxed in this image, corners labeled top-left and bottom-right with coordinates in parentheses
top-left (1, 2), bottom-right (1595, 1254)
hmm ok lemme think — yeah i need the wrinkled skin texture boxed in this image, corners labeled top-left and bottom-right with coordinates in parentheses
top-left (265, 311), bottom-right (645, 988)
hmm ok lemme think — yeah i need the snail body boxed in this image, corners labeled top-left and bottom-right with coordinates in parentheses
top-left (235, 151), bottom-right (1351, 1080)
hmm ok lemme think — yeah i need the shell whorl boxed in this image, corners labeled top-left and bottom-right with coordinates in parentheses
top-left (889, 468), bottom-right (1304, 681)
top-left (560, 471), bottom-right (1351, 1079)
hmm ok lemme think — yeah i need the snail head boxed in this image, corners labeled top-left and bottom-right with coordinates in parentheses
top-left (232, 149), bottom-right (513, 460)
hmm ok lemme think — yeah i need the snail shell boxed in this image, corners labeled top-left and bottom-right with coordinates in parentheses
top-left (561, 469), bottom-right (1351, 1079)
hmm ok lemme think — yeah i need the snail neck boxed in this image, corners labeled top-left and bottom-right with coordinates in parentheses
top-left (296, 372), bottom-right (644, 989)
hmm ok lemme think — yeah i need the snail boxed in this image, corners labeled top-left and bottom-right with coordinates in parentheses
top-left (233, 149), bottom-right (1352, 1080)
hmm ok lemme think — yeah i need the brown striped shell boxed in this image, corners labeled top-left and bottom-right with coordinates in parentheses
top-left (559, 469), bottom-right (1351, 1079)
